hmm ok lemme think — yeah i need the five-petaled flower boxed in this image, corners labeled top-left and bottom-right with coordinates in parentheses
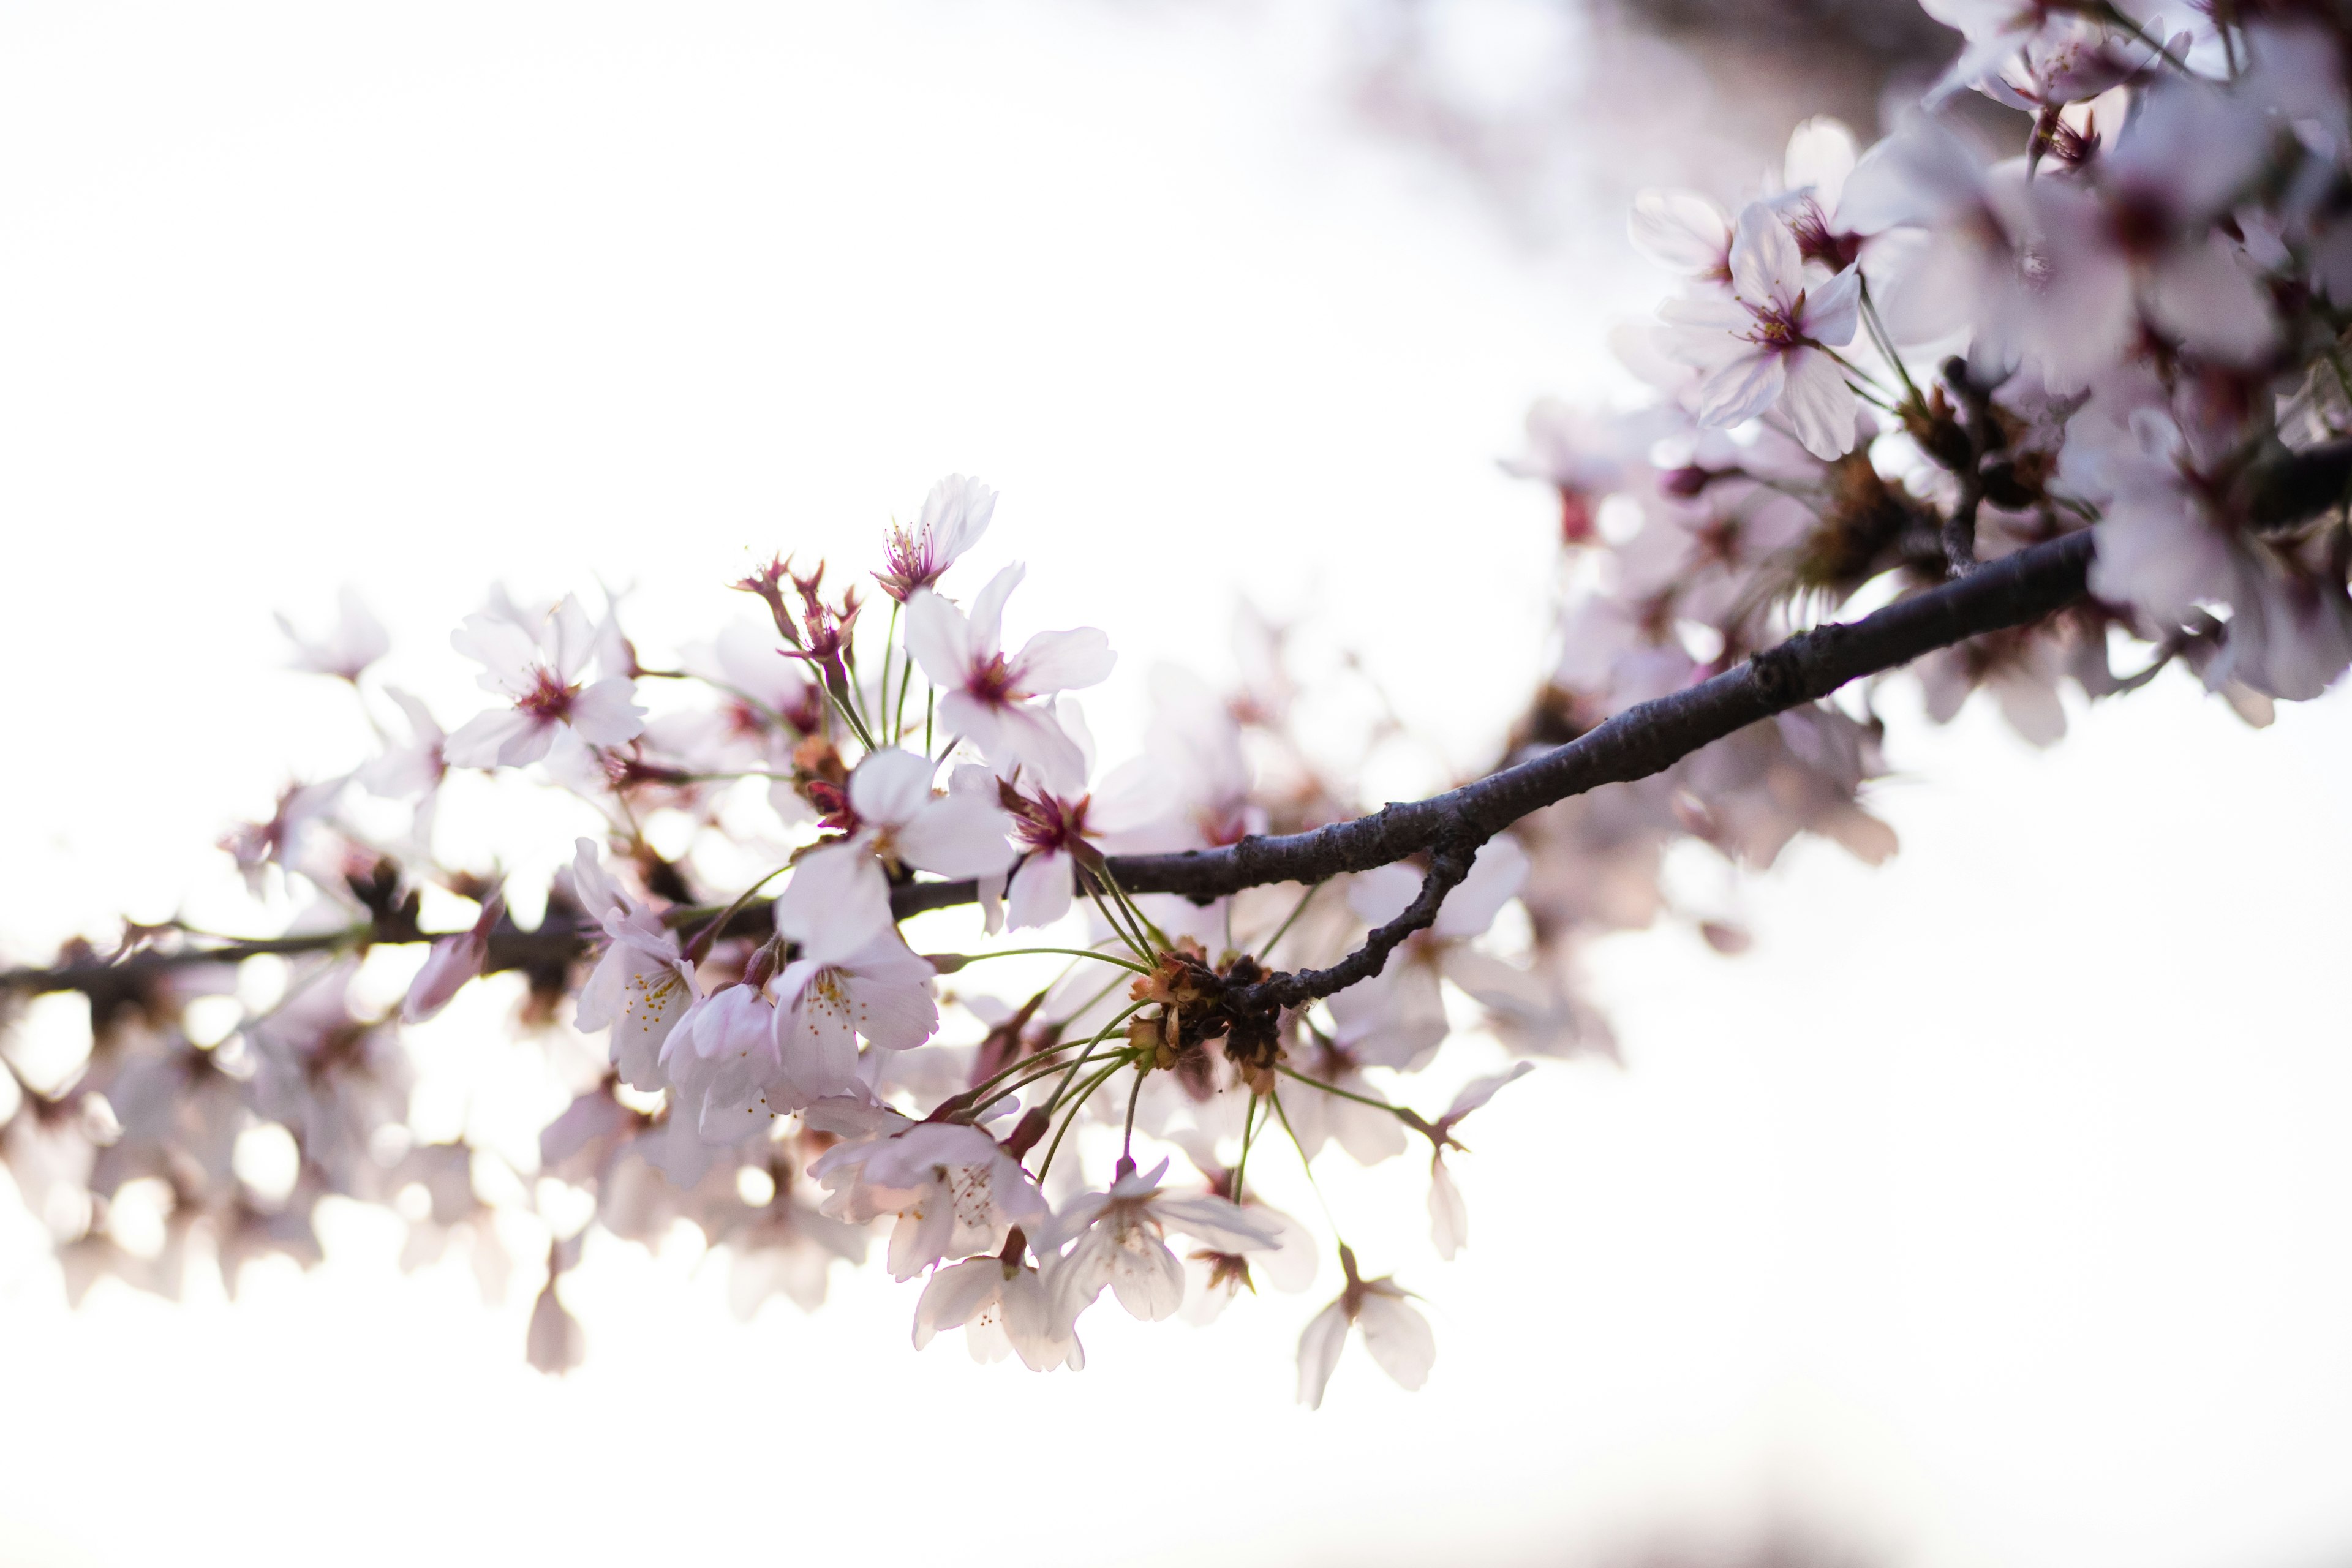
top-left (905, 563), bottom-right (1114, 794)
top-left (445, 594), bottom-right (645, 768)
top-left (1659, 202), bottom-right (1863, 460)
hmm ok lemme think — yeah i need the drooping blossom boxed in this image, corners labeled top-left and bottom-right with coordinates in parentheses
top-left (1037, 1158), bottom-right (1284, 1328)
top-left (660, 978), bottom-right (785, 1142)
top-left (1422, 1063), bottom-right (1533, 1261)
top-left (810, 1120), bottom-right (1049, 1281)
top-left (1295, 1245), bottom-right (1436, 1409)
top-left (913, 1248), bottom-right (1084, 1371)
top-left (445, 593), bottom-right (646, 768)
top-left (570, 839), bottom-right (697, 1092)
top-left (768, 927), bottom-right (941, 1110)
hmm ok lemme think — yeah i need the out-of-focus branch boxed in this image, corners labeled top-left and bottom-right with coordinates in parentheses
top-left (10, 439), bottom-right (2347, 1011)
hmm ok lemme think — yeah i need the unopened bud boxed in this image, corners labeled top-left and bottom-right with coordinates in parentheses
top-left (1001, 1107), bottom-right (1050, 1156)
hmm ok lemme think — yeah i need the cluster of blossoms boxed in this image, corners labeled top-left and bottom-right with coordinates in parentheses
top-left (7, 0), bottom-right (2351, 1403)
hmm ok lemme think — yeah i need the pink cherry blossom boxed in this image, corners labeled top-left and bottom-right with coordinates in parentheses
top-left (445, 593), bottom-right (646, 768)
top-left (1658, 203), bottom-right (1863, 459)
top-left (1296, 1245), bottom-right (1436, 1409)
top-left (903, 564), bottom-right (1113, 793)
top-left (876, 473), bottom-right (997, 603)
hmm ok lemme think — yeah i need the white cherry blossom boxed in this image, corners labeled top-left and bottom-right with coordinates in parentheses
top-left (769, 928), bottom-right (940, 1109)
top-left (1658, 203), bottom-right (1863, 459)
top-left (810, 1120), bottom-right (1048, 1281)
top-left (913, 1253), bottom-right (1084, 1371)
top-left (1037, 1158), bottom-right (1284, 1327)
top-left (445, 593), bottom-right (645, 768)
top-left (769, 748), bottom-right (1014, 949)
top-left (904, 564), bottom-right (1114, 793)
top-left (876, 473), bottom-right (996, 603)
top-left (1296, 1246), bottom-right (1437, 1409)
top-left (570, 839), bottom-right (698, 1092)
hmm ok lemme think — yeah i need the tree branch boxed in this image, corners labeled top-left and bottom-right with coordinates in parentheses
top-left (12, 429), bottom-right (2346, 1011)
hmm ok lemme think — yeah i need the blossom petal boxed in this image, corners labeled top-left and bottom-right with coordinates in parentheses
top-left (1694, 350), bottom-right (1787, 431)
top-left (1296, 1297), bottom-right (1351, 1409)
top-left (1006, 850), bottom-right (1075, 930)
top-left (1776, 349), bottom-right (1860, 459)
top-left (773, 843), bottom-right (894, 965)
top-left (1355, 1292), bottom-right (1436, 1390)
top-left (1729, 200), bottom-right (1805, 309)
top-left (1629, 188), bottom-right (1732, 276)
top-left (895, 793), bottom-right (1016, 878)
top-left (903, 588), bottom-right (971, 690)
top-left (968, 562), bottom-right (1025, 658)
top-left (1011, 627), bottom-right (1115, 695)
top-left (567, 677), bottom-right (647, 746)
top-left (846, 747), bottom-right (938, 830)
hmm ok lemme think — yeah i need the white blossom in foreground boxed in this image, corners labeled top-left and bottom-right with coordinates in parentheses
top-left (914, 1251), bottom-right (1084, 1371)
top-left (769, 748), bottom-right (1014, 947)
top-left (769, 929), bottom-right (940, 1111)
top-left (1297, 1246), bottom-right (1437, 1409)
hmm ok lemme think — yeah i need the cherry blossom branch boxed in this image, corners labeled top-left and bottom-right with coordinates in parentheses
top-left (11, 438), bottom-right (2348, 1011)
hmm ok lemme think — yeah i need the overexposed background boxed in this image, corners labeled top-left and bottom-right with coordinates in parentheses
top-left (2, 4), bottom-right (2349, 1566)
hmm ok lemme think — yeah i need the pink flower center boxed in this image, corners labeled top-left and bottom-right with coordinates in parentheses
top-left (1012, 793), bottom-right (1090, 855)
top-left (517, 667), bottom-right (578, 723)
top-left (965, 651), bottom-right (1020, 708)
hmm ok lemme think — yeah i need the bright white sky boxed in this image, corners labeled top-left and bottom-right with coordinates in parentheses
top-left (1, 5), bottom-right (2348, 1567)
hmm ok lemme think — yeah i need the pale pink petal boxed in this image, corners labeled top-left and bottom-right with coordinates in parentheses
top-left (1010, 627), bottom-right (1115, 695)
top-left (903, 588), bottom-right (972, 689)
top-left (1694, 350), bottom-right (1787, 430)
top-left (1296, 1297), bottom-right (1352, 1409)
top-left (1801, 268), bottom-right (1862, 349)
top-left (1428, 1160), bottom-right (1468, 1261)
top-left (567, 677), bottom-right (646, 746)
top-left (1104, 1234), bottom-right (1188, 1322)
top-left (1006, 850), bottom-right (1074, 930)
top-left (773, 843), bottom-right (894, 965)
top-left (1730, 200), bottom-right (1805, 308)
top-left (443, 708), bottom-right (549, 769)
top-left (1777, 350), bottom-right (1860, 459)
top-left (450, 614), bottom-right (541, 697)
top-left (993, 703), bottom-right (1089, 795)
top-left (895, 792), bottom-right (1016, 878)
top-left (847, 747), bottom-right (938, 829)
top-left (1629, 188), bottom-right (1732, 275)
top-left (775, 962), bottom-right (865, 1105)
top-left (1356, 1292), bottom-right (1435, 1390)
top-left (968, 562), bottom-right (1025, 657)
